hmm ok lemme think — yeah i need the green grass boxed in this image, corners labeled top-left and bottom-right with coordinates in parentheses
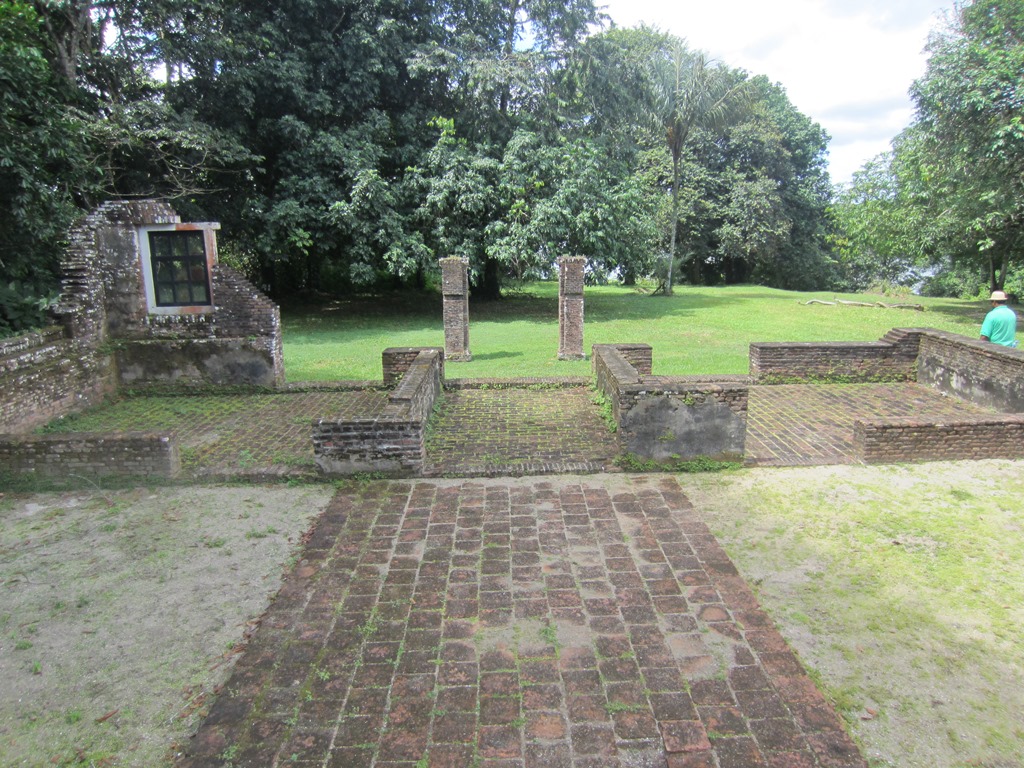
top-left (280, 282), bottom-right (984, 381)
top-left (685, 462), bottom-right (1024, 768)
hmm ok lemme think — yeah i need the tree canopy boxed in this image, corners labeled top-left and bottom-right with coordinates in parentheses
top-left (1, 0), bottom-right (840, 334)
top-left (835, 0), bottom-right (1024, 298)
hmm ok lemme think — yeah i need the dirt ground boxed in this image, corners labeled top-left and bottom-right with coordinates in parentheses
top-left (0, 484), bottom-right (334, 767)
top-left (1, 464), bottom-right (1021, 767)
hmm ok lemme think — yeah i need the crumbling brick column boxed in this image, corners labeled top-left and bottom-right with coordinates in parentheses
top-left (440, 256), bottom-right (471, 361)
top-left (558, 256), bottom-right (586, 360)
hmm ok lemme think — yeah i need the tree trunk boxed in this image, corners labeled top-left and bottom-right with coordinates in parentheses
top-left (665, 153), bottom-right (680, 295)
top-left (473, 257), bottom-right (502, 300)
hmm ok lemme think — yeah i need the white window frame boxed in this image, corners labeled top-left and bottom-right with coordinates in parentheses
top-left (138, 223), bottom-right (220, 315)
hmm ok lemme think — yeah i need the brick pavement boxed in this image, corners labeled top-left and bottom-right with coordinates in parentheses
top-left (744, 383), bottom-right (997, 466)
top-left (36, 389), bottom-right (389, 480)
top-left (424, 387), bottom-right (620, 477)
top-left (43, 382), bottom-right (996, 477)
top-left (176, 475), bottom-right (866, 768)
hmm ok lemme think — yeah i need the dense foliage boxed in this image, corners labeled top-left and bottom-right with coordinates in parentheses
top-left (1, 0), bottom-right (841, 333)
top-left (835, 0), bottom-right (1024, 298)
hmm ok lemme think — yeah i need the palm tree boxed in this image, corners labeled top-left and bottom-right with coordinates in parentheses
top-left (652, 42), bottom-right (750, 294)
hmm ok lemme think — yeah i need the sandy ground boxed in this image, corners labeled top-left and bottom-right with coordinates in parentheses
top-left (0, 484), bottom-right (334, 767)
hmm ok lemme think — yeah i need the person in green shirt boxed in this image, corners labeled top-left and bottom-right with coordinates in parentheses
top-left (980, 290), bottom-right (1017, 347)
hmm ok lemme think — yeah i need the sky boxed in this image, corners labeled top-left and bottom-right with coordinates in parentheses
top-left (598, 0), bottom-right (954, 186)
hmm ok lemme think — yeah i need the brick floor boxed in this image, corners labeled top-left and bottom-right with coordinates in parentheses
top-left (175, 475), bottom-right (866, 768)
top-left (744, 383), bottom-right (996, 466)
top-left (44, 382), bottom-right (995, 477)
top-left (424, 387), bottom-right (620, 477)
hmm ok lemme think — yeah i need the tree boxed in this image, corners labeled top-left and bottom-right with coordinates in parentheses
top-left (411, 0), bottom-right (603, 298)
top-left (649, 41), bottom-right (750, 294)
top-left (831, 149), bottom-right (932, 290)
top-left (167, 0), bottom-right (446, 295)
top-left (907, 0), bottom-right (1024, 292)
top-left (0, 1), bottom-right (104, 333)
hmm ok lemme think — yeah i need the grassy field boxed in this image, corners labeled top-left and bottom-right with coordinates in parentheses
top-left (686, 462), bottom-right (1024, 768)
top-left (281, 282), bottom-right (984, 381)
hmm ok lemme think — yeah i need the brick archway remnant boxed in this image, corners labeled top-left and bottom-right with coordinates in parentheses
top-left (558, 255), bottom-right (586, 360)
top-left (439, 256), bottom-right (471, 361)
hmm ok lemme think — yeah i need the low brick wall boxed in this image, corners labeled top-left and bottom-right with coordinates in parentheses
top-left (0, 329), bottom-right (114, 433)
top-left (593, 344), bottom-right (748, 462)
top-left (314, 348), bottom-right (443, 474)
top-left (0, 431), bottom-right (180, 480)
top-left (854, 417), bottom-right (1024, 463)
top-left (750, 328), bottom-right (922, 383)
top-left (917, 330), bottom-right (1024, 413)
top-left (383, 346), bottom-right (445, 387)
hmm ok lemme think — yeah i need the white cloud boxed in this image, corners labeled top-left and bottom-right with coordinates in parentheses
top-left (598, 0), bottom-right (952, 184)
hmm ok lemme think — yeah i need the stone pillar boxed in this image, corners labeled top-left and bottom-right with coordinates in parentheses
top-left (439, 257), bottom-right (471, 361)
top-left (558, 256), bottom-right (586, 360)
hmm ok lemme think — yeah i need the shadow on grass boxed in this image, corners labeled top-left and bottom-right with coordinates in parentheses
top-left (469, 351), bottom-right (523, 361)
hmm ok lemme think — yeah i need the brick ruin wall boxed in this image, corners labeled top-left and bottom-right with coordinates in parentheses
top-left (855, 418), bottom-right (1024, 464)
top-left (115, 263), bottom-right (284, 390)
top-left (750, 327), bottom-right (1024, 463)
top-left (382, 347), bottom-right (445, 387)
top-left (0, 432), bottom-right (180, 480)
top-left (0, 200), bottom-right (284, 480)
top-left (0, 329), bottom-right (114, 434)
top-left (749, 328), bottom-right (922, 383)
top-left (313, 348), bottom-right (444, 475)
top-left (593, 344), bottom-right (748, 462)
top-left (916, 330), bottom-right (1024, 413)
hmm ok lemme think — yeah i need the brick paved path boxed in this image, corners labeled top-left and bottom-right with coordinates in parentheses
top-left (425, 387), bottom-right (620, 476)
top-left (177, 476), bottom-right (865, 768)
top-left (745, 383), bottom-right (997, 466)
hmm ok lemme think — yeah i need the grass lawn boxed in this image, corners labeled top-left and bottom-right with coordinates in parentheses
top-left (685, 462), bottom-right (1024, 768)
top-left (281, 282), bottom-right (985, 381)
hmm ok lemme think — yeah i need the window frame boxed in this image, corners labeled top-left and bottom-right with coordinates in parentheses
top-left (138, 223), bottom-right (220, 315)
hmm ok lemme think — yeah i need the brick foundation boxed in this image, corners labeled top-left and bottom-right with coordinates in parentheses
top-left (314, 348), bottom-right (444, 474)
top-left (0, 431), bottom-right (180, 480)
top-left (593, 344), bottom-right (749, 462)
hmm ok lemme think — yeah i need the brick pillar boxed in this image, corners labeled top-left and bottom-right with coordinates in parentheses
top-left (439, 257), bottom-right (471, 361)
top-left (558, 256), bottom-right (586, 360)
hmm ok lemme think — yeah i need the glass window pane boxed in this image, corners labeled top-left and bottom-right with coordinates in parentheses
top-left (186, 233), bottom-right (204, 257)
top-left (149, 231), bottom-right (212, 307)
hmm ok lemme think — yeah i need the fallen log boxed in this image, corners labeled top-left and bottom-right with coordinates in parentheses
top-left (802, 299), bottom-right (924, 311)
